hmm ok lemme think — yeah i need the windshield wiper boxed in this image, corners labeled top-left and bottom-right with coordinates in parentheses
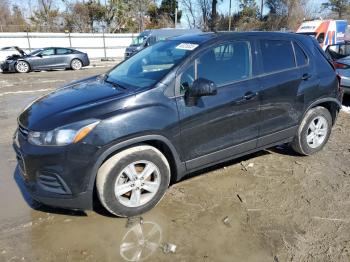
top-left (104, 75), bottom-right (127, 90)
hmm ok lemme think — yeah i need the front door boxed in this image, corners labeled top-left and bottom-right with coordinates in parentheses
top-left (175, 40), bottom-right (261, 170)
top-left (30, 48), bottom-right (57, 69)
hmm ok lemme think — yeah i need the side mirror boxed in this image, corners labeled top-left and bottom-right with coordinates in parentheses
top-left (185, 78), bottom-right (217, 106)
top-left (37, 53), bottom-right (42, 57)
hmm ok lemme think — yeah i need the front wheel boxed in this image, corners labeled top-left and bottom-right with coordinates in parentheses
top-left (15, 61), bottom-right (30, 73)
top-left (291, 106), bottom-right (332, 155)
top-left (96, 145), bottom-right (171, 217)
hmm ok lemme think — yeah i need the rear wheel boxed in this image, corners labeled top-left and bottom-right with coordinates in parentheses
top-left (15, 61), bottom-right (30, 73)
top-left (291, 106), bottom-right (332, 155)
top-left (96, 145), bottom-right (171, 217)
top-left (70, 59), bottom-right (82, 70)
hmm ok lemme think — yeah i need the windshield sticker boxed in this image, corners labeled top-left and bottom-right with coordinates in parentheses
top-left (176, 43), bottom-right (199, 50)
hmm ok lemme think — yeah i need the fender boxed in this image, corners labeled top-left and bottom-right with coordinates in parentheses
top-left (306, 97), bottom-right (342, 109)
top-left (87, 135), bottom-right (186, 191)
top-left (302, 97), bottom-right (342, 123)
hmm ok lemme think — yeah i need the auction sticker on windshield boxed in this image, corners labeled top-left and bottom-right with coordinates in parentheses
top-left (176, 43), bottom-right (199, 51)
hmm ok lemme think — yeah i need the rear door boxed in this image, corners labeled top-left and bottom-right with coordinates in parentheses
top-left (256, 38), bottom-right (313, 147)
top-left (175, 39), bottom-right (261, 170)
top-left (55, 48), bottom-right (73, 67)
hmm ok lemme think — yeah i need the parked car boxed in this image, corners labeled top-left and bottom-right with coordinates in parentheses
top-left (13, 32), bottom-right (342, 217)
top-left (1, 46), bottom-right (90, 73)
top-left (124, 28), bottom-right (201, 59)
top-left (325, 42), bottom-right (350, 94)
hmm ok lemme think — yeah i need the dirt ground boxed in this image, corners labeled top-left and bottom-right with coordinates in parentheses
top-left (0, 66), bottom-right (349, 262)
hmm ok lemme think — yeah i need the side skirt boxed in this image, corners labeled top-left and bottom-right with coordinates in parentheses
top-left (182, 126), bottom-right (298, 178)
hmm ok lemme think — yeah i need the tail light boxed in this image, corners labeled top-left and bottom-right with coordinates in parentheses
top-left (333, 61), bottom-right (350, 69)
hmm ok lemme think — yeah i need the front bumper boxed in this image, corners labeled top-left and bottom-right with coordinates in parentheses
top-left (82, 56), bottom-right (90, 67)
top-left (12, 128), bottom-right (100, 210)
top-left (1, 61), bottom-right (16, 72)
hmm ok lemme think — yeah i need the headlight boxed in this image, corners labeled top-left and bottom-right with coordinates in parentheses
top-left (28, 120), bottom-right (100, 146)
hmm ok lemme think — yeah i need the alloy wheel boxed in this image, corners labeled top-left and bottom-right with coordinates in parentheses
top-left (16, 61), bottom-right (29, 73)
top-left (71, 59), bottom-right (82, 70)
top-left (306, 116), bottom-right (328, 149)
top-left (114, 161), bottom-right (161, 208)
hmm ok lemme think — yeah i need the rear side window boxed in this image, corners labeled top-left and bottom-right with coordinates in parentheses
top-left (293, 42), bottom-right (308, 66)
top-left (56, 48), bottom-right (73, 55)
top-left (260, 40), bottom-right (295, 74)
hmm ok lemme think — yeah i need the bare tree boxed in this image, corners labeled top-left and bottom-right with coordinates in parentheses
top-left (197, 0), bottom-right (211, 30)
top-left (181, 0), bottom-right (198, 28)
top-left (30, 0), bottom-right (60, 31)
top-left (0, 0), bottom-right (11, 28)
top-left (210, 0), bottom-right (218, 31)
top-left (264, 0), bottom-right (311, 30)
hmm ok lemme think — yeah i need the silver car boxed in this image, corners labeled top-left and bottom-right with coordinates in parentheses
top-left (325, 43), bottom-right (350, 94)
top-left (0, 46), bottom-right (90, 73)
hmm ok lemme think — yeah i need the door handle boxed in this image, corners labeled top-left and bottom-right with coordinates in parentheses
top-left (234, 91), bottom-right (258, 104)
top-left (302, 73), bottom-right (312, 81)
top-left (243, 91), bottom-right (258, 100)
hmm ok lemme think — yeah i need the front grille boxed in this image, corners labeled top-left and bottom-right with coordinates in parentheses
top-left (18, 125), bottom-right (29, 139)
top-left (0, 62), bottom-right (9, 70)
top-left (37, 171), bottom-right (71, 195)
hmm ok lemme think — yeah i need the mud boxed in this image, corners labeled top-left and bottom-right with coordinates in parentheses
top-left (0, 68), bottom-right (350, 261)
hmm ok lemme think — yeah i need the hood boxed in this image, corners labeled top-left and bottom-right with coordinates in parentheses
top-left (1, 46), bottom-right (26, 58)
top-left (19, 76), bottom-right (134, 131)
top-left (126, 45), bottom-right (142, 53)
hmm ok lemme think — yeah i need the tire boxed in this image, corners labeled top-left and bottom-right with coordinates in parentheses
top-left (291, 106), bottom-right (332, 155)
top-left (96, 145), bottom-right (171, 217)
top-left (15, 61), bottom-right (30, 73)
top-left (70, 59), bottom-right (82, 70)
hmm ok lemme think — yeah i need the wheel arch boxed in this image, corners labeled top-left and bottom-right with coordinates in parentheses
top-left (303, 98), bottom-right (341, 126)
top-left (15, 59), bottom-right (31, 72)
top-left (70, 58), bottom-right (83, 69)
top-left (88, 135), bottom-right (185, 193)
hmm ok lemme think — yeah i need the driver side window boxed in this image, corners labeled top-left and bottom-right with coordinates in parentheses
top-left (40, 48), bottom-right (55, 56)
top-left (180, 41), bottom-right (251, 94)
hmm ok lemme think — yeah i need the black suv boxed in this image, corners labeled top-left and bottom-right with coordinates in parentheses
top-left (13, 32), bottom-right (342, 217)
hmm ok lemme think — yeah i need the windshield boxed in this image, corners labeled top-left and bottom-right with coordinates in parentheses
top-left (28, 49), bottom-right (43, 56)
top-left (132, 35), bottom-right (148, 45)
top-left (107, 40), bottom-right (198, 89)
